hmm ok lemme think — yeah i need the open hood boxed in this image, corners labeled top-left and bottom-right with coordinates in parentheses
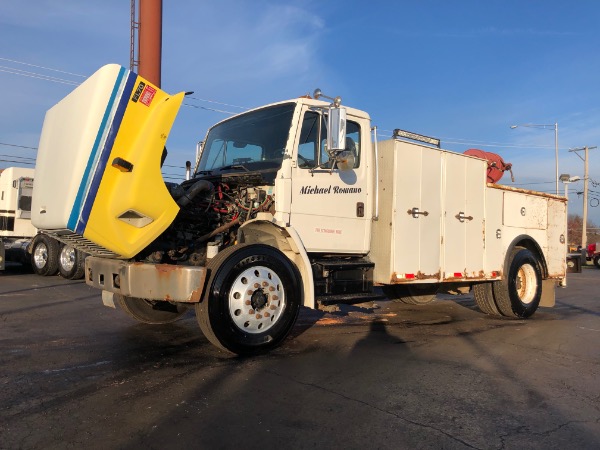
top-left (32, 64), bottom-right (185, 258)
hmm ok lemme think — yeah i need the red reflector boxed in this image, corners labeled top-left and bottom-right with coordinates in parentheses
top-left (453, 272), bottom-right (462, 278)
top-left (491, 271), bottom-right (498, 277)
top-left (406, 274), bottom-right (415, 279)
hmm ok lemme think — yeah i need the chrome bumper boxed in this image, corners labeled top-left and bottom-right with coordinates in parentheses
top-left (85, 256), bottom-right (207, 303)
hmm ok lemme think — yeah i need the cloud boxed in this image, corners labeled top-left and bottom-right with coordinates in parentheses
top-left (163, 2), bottom-right (325, 95)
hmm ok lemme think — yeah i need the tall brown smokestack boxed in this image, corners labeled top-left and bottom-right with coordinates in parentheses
top-left (138, 0), bottom-right (162, 87)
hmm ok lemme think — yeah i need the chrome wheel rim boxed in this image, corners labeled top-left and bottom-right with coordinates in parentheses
top-left (228, 265), bottom-right (285, 334)
top-left (60, 246), bottom-right (76, 272)
top-left (33, 243), bottom-right (48, 269)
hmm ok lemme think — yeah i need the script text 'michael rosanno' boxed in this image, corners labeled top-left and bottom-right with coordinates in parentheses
top-left (299, 185), bottom-right (362, 195)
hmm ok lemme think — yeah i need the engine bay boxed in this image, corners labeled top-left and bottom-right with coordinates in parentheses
top-left (136, 171), bottom-right (275, 266)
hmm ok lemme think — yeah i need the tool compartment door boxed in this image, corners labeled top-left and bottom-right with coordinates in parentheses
top-left (390, 142), bottom-right (443, 280)
top-left (442, 152), bottom-right (486, 279)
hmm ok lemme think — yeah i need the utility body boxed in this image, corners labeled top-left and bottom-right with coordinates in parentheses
top-left (32, 65), bottom-right (567, 354)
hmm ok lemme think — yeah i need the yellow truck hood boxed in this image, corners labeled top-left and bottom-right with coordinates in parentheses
top-left (32, 64), bottom-right (184, 258)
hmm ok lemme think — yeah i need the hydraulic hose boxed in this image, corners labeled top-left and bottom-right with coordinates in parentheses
top-left (176, 180), bottom-right (214, 207)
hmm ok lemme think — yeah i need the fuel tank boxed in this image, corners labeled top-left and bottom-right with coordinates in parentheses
top-left (32, 64), bottom-right (184, 258)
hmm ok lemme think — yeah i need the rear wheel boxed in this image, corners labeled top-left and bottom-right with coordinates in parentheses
top-left (58, 245), bottom-right (85, 280)
top-left (492, 247), bottom-right (542, 318)
top-left (30, 235), bottom-right (59, 276)
top-left (594, 255), bottom-right (600, 269)
top-left (473, 282), bottom-right (502, 316)
top-left (196, 244), bottom-right (302, 355)
top-left (382, 284), bottom-right (437, 305)
top-left (116, 294), bottom-right (188, 324)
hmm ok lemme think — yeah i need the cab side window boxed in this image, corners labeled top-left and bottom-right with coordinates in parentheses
top-left (298, 112), bottom-right (320, 168)
top-left (345, 121), bottom-right (360, 167)
top-left (297, 111), bottom-right (360, 169)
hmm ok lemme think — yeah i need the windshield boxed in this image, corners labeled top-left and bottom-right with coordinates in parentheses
top-left (197, 103), bottom-right (295, 174)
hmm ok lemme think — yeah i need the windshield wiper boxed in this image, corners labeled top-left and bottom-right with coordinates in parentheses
top-left (197, 170), bottom-right (213, 175)
top-left (219, 164), bottom-right (250, 172)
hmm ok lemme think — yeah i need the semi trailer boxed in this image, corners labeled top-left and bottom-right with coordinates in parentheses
top-left (0, 167), bottom-right (85, 278)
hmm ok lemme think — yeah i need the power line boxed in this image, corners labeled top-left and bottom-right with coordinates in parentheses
top-left (0, 159), bottom-right (35, 166)
top-left (0, 57), bottom-right (86, 78)
top-left (0, 67), bottom-right (80, 86)
top-left (379, 128), bottom-right (560, 150)
top-left (0, 142), bottom-right (37, 151)
top-left (0, 154), bottom-right (36, 161)
top-left (0, 57), bottom-right (598, 186)
top-left (162, 164), bottom-right (186, 169)
top-left (512, 181), bottom-right (556, 186)
top-left (0, 57), bottom-right (245, 114)
top-left (187, 96), bottom-right (247, 110)
top-left (182, 103), bottom-right (237, 115)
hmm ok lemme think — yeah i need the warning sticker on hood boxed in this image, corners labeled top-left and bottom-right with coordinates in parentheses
top-left (139, 85), bottom-right (157, 106)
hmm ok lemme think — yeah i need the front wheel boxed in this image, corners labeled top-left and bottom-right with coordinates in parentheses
top-left (492, 247), bottom-right (542, 318)
top-left (196, 244), bottom-right (302, 355)
top-left (116, 294), bottom-right (188, 324)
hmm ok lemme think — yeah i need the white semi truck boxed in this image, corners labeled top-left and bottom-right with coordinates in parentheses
top-left (0, 167), bottom-right (86, 279)
top-left (32, 65), bottom-right (567, 354)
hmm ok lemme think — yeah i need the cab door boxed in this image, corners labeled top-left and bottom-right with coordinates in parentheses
top-left (288, 107), bottom-right (370, 254)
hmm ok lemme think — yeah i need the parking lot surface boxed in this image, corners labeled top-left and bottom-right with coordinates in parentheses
top-left (1, 265), bottom-right (599, 449)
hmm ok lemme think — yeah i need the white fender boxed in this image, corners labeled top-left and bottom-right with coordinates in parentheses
top-left (237, 218), bottom-right (315, 308)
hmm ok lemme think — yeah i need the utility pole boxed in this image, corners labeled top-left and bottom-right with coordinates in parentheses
top-left (569, 145), bottom-right (598, 250)
top-left (130, 0), bottom-right (163, 87)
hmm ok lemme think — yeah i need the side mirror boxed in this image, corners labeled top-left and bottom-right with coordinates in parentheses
top-left (326, 106), bottom-right (346, 152)
top-left (334, 150), bottom-right (355, 171)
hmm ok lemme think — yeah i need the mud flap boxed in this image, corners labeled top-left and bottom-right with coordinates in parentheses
top-left (540, 278), bottom-right (556, 307)
top-left (102, 290), bottom-right (116, 309)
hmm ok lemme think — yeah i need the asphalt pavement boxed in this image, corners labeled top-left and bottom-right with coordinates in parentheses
top-left (1, 264), bottom-right (599, 449)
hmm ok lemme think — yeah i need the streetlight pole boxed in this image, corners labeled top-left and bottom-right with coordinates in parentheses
top-left (560, 174), bottom-right (581, 286)
top-left (569, 145), bottom-right (598, 251)
top-left (554, 123), bottom-right (559, 195)
top-left (510, 122), bottom-right (559, 194)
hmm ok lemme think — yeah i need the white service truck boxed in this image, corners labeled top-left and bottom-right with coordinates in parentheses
top-left (0, 167), bottom-right (86, 278)
top-left (32, 65), bottom-right (567, 354)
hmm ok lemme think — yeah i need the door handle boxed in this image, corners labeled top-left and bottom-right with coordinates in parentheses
top-left (408, 207), bottom-right (429, 218)
top-left (455, 212), bottom-right (473, 222)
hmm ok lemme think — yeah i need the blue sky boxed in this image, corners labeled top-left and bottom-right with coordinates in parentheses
top-left (1, 0), bottom-right (599, 227)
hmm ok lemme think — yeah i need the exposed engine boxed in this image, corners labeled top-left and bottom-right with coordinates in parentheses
top-left (136, 174), bottom-right (273, 266)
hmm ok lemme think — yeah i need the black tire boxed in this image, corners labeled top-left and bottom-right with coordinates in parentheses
top-left (116, 294), bottom-right (188, 324)
top-left (195, 244), bottom-right (302, 355)
top-left (30, 234), bottom-right (60, 276)
top-left (473, 282), bottom-right (502, 316)
top-left (492, 247), bottom-right (542, 318)
top-left (594, 255), bottom-right (600, 269)
top-left (381, 284), bottom-right (437, 305)
top-left (58, 245), bottom-right (85, 280)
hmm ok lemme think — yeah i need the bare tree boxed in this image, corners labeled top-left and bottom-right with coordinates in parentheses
top-left (568, 214), bottom-right (600, 249)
